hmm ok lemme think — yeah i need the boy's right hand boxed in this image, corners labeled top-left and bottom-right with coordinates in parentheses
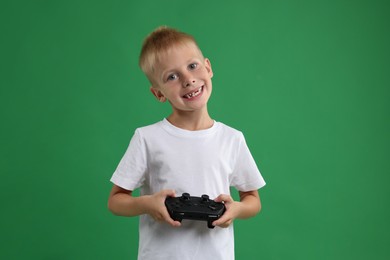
top-left (146, 189), bottom-right (181, 227)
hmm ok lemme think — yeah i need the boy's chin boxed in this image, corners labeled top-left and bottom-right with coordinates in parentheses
top-left (172, 105), bottom-right (208, 114)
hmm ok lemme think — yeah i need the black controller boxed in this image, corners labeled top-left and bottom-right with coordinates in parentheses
top-left (165, 193), bottom-right (226, 228)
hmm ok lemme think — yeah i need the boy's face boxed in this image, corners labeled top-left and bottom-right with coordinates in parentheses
top-left (149, 42), bottom-right (213, 114)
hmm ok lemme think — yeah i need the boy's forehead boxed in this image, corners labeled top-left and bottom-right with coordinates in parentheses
top-left (155, 42), bottom-right (203, 69)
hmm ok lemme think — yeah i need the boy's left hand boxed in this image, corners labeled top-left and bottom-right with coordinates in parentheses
top-left (211, 190), bottom-right (261, 228)
top-left (211, 194), bottom-right (239, 228)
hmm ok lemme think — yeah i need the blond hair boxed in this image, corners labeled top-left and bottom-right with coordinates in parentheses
top-left (139, 26), bottom-right (203, 82)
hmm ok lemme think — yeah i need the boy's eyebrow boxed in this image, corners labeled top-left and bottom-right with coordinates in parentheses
top-left (161, 57), bottom-right (202, 77)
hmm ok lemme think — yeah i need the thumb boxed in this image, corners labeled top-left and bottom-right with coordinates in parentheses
top-left (164, 189), bottom-right (176, 198)
top-left (214, 194), bottom-right (230, 203)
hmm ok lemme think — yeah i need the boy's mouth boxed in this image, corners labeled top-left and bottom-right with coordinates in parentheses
top-left (183, 86), bottom-right (203, 99)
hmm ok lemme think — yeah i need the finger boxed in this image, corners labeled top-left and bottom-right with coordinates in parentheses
top-left (213, 216), bottom-right (231, 228)
top-left (163, 189), bottom-right (176, 198)
top-left (164, 213), bottom-right (181, 227)
top-left (214, 194), bottom-right (232, 203)
top-left (152, 212), bottom-right (165, 222)
top-left (161, 204), bottom-right (181, 227)
top-left (213, 210), bottom-right (230, 225)
top-left (168, 219), bottom-right (182, 227)
top-left (214, 194), bottom-right (224, 202)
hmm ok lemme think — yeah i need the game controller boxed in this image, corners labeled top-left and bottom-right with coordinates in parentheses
top-left (165, 193), bottom-right (226, 228)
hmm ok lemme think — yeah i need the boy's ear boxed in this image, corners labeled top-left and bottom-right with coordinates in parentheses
top-left (150, 87), bottom-right (166, 102)
top-left (204, 58), bottom-right (213, 78)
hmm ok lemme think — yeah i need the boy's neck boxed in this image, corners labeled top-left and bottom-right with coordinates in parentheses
top-left (167, 109), bottom-right (214, 131)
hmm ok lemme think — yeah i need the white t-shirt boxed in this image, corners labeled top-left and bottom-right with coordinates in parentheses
top-left (111, 119), bottom-right (266, 260)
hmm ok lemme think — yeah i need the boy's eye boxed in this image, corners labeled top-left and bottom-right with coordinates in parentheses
top-left (188, 63), bottom-right (198, 70)
top-left (167, 74), bottom-right (178, 81)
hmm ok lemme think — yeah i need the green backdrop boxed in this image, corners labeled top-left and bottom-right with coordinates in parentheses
top-left (1, 0), bottom-right (389, 259)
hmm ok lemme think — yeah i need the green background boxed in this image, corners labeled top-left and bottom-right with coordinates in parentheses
top-left (1, 0), bottom-right (389, 259)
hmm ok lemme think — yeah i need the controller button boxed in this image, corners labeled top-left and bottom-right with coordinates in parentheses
top-left (181, 193), bottom-right (190, 201)
top-left (201, 194), bottom-right (209, 202)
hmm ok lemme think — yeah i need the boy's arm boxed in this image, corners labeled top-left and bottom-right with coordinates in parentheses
top-left (108, 185), bottom-right (181, 227)
top-left (212, 190), bottom-right (261, 228)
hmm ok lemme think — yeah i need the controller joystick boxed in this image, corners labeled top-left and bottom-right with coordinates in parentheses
top-left (201, 194), bottom-right (209, 202)
top-left (181, 193), bottom-right (190, 201)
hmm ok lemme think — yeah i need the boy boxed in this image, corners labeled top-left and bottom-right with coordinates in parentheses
top-left (108, 26), bottom-right (266, 259)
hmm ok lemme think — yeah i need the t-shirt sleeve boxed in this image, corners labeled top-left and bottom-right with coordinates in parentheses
top-left (230, 132), bottom-right (266, 191)
top-left (110, 129), bottom-right (147, 191)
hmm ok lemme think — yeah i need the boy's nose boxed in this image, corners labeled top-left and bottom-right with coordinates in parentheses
top-left (183, 79), bottom-right (196, 88)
